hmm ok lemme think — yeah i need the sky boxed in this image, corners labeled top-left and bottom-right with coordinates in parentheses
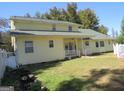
top-left (0, 2), bottom-right (124, 35)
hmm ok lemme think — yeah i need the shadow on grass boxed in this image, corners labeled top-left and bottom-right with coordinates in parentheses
top-left (87, 51), bottom-right (113, 56)
top-left (56, 69), bottom-right (124, 91)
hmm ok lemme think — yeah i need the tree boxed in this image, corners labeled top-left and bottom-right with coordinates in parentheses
top-left (121, 17), bottom-right (124, 36)
top-left (66, 3), bottom-right (80, 23)
top-left (1, 31), bottom-right (13, 51)
top-left (111, 28), bottom-right (115, 38)
top-left (49, 7), bottom-right (63, 20)
top-left (41, 8), bottom-right (68, 21)
top-left (35, 11), bottom-right (41, 18)
top-left (115, 30), bottom-right (118, 37)
top-left (0, 32), bottom-right (2, 42)
top-left (41, 12), bottom-right (52, 19)
top-left (0, 18), bottom-right (13, 51)
top-left (116, 35), bottom-right (124, 44)
top-left (0, 18), bottom-right (9, 29)
top-left (24, 13), bottom-right (31, 18)
top-left (116, 17), bottom-right (124, 44)
top-left (78, 8), bottom-right (99, 30)
top-left (98, 25), bottom-right (108, 34)
top-left (58, 8), bottom-right (68, 21)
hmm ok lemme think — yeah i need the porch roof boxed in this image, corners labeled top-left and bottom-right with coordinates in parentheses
top-left (10, 30), bottom-right (93, 37)
top-left (79, 29), bottom-right (114, 40)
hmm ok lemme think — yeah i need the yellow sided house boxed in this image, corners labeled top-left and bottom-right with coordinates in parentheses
top-left (10, 16), bottom-right (114, 65)
top-left (79, 29), bottom-right (114, 55)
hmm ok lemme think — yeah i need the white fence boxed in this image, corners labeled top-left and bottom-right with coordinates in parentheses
top-left (6, 55), bottom-right (16, 68)
top-left (0, 49), bottom-right (17, 84)
top-left (113, 44), bottom-right (124, 58)
top-left (0, 49), bottom-right (7, 84)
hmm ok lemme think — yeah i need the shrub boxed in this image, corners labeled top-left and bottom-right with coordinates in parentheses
top-left (116, 36), bottom-right (124, 44)
top-left (30, 80), bottom-right (41, 91)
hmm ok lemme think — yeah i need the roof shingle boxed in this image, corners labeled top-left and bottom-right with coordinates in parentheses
top-left (79, 29), bottom-right (113, 40)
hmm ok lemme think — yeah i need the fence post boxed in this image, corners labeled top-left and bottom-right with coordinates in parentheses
top-left (0, 49), bottom-right (6, 85)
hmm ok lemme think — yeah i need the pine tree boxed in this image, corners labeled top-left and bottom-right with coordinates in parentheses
top-left (49, 7), bottom-right (61, 20)
top-left (98, 25), bottom-right (108, 34)
top-left (121, 17), bottom-right (124, 36)
top-left (66, 3), bottom-right (80, 23)
top-left (112, 28), bottom-right (115, 38)
top-left (35, 11), bottom-right (41, 18)
top-left (78, 8), bottom-right (99, 30)
top-left (24, 13), bottom-right (31, 18)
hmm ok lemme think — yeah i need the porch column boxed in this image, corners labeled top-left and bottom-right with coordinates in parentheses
top-left (75, 38), bottom-right (80, 57)
top-left (79, 38), bottom-right (82, 56)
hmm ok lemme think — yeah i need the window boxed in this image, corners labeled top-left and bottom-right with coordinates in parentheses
top-left (25, 41), bottom-right (33, 53)
top-left (85, 41), bottom-right (89, 46)
top-left (49, 40), bottom-right (54, 48)
top-left (52, 25), bottom-right (56, 31)
top-left (96, 42), bottom-right (99, 48)
top-left (69, 42), bottom-right (73, 50)
top-left (100, 41), bottom-right (104, 47)
top-left (65, 44), bottom-right (68, 50)
top-left (68, 26), bottom-right (72, 31)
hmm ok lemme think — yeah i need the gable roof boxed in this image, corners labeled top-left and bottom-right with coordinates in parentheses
top-left (79, 29), bottom-right (114, 40)
top-left (10, 16), bottom-right (81, 26)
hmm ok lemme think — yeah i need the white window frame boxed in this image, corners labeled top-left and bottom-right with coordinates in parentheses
top-left (25, 41), bottom-right (34, 53)
top-left (100, 41), bottom-right (105, 47)
top-left (95, 41), bottom-right (99, 48)
top-left (85, 41), bottom-right (89, 46)
top-left (49, 40), bottom-right (54, 48)
top-left (68, 26), bottom-right (72, 31)
top-left (52, 25), bottom-right (56, 31)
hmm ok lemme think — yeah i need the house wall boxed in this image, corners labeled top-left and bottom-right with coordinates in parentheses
top-left (10, 20), bottom-right (79, 32)
top-left (82, 39), bottom-right (113, 55)
top-left (98, 40), bottom-right (113, 52)
top-left (15, 35), bottom-right (65, 65)
top-left (82, 40), bottom-right (97, 55)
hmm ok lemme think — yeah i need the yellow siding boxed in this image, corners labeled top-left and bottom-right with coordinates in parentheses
top-left (82, 40), bottom-right (113, 55)
top-left (16, 36), bottom-right (65, 65)
top-left (11, 20), bottom-right (78, 31)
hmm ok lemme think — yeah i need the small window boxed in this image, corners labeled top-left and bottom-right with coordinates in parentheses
top-left (25, 41), bottom-right (33, 53)
top-left (65, 44), bottom-right (68, 50)
top-left (52, 25), bottom-right (56, 31)
top-left (69, 42), bottom-right (73, 50)
top-left (96, 42), bottom-right (99, 48)
top-left (100, 41), bottom-right (104, 47)
top-left (49, 40), bottom-right (54, 48)
top-left (68, 26), bottom-right (72, 31)
top-left (85, 41), bottom-right (89, 46)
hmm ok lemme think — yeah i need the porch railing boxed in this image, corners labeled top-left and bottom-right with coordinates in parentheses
top-left (65, 50), bottom-right (77, 57)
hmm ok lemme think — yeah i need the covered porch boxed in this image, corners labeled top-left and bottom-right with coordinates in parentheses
top-left (64, 38), bottom-right (82, 59)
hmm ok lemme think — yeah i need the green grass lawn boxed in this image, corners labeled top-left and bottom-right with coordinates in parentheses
top-left (2, 53), bottom-right (124, 91)
top-left (24, 53), bottom-right (124, 91)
